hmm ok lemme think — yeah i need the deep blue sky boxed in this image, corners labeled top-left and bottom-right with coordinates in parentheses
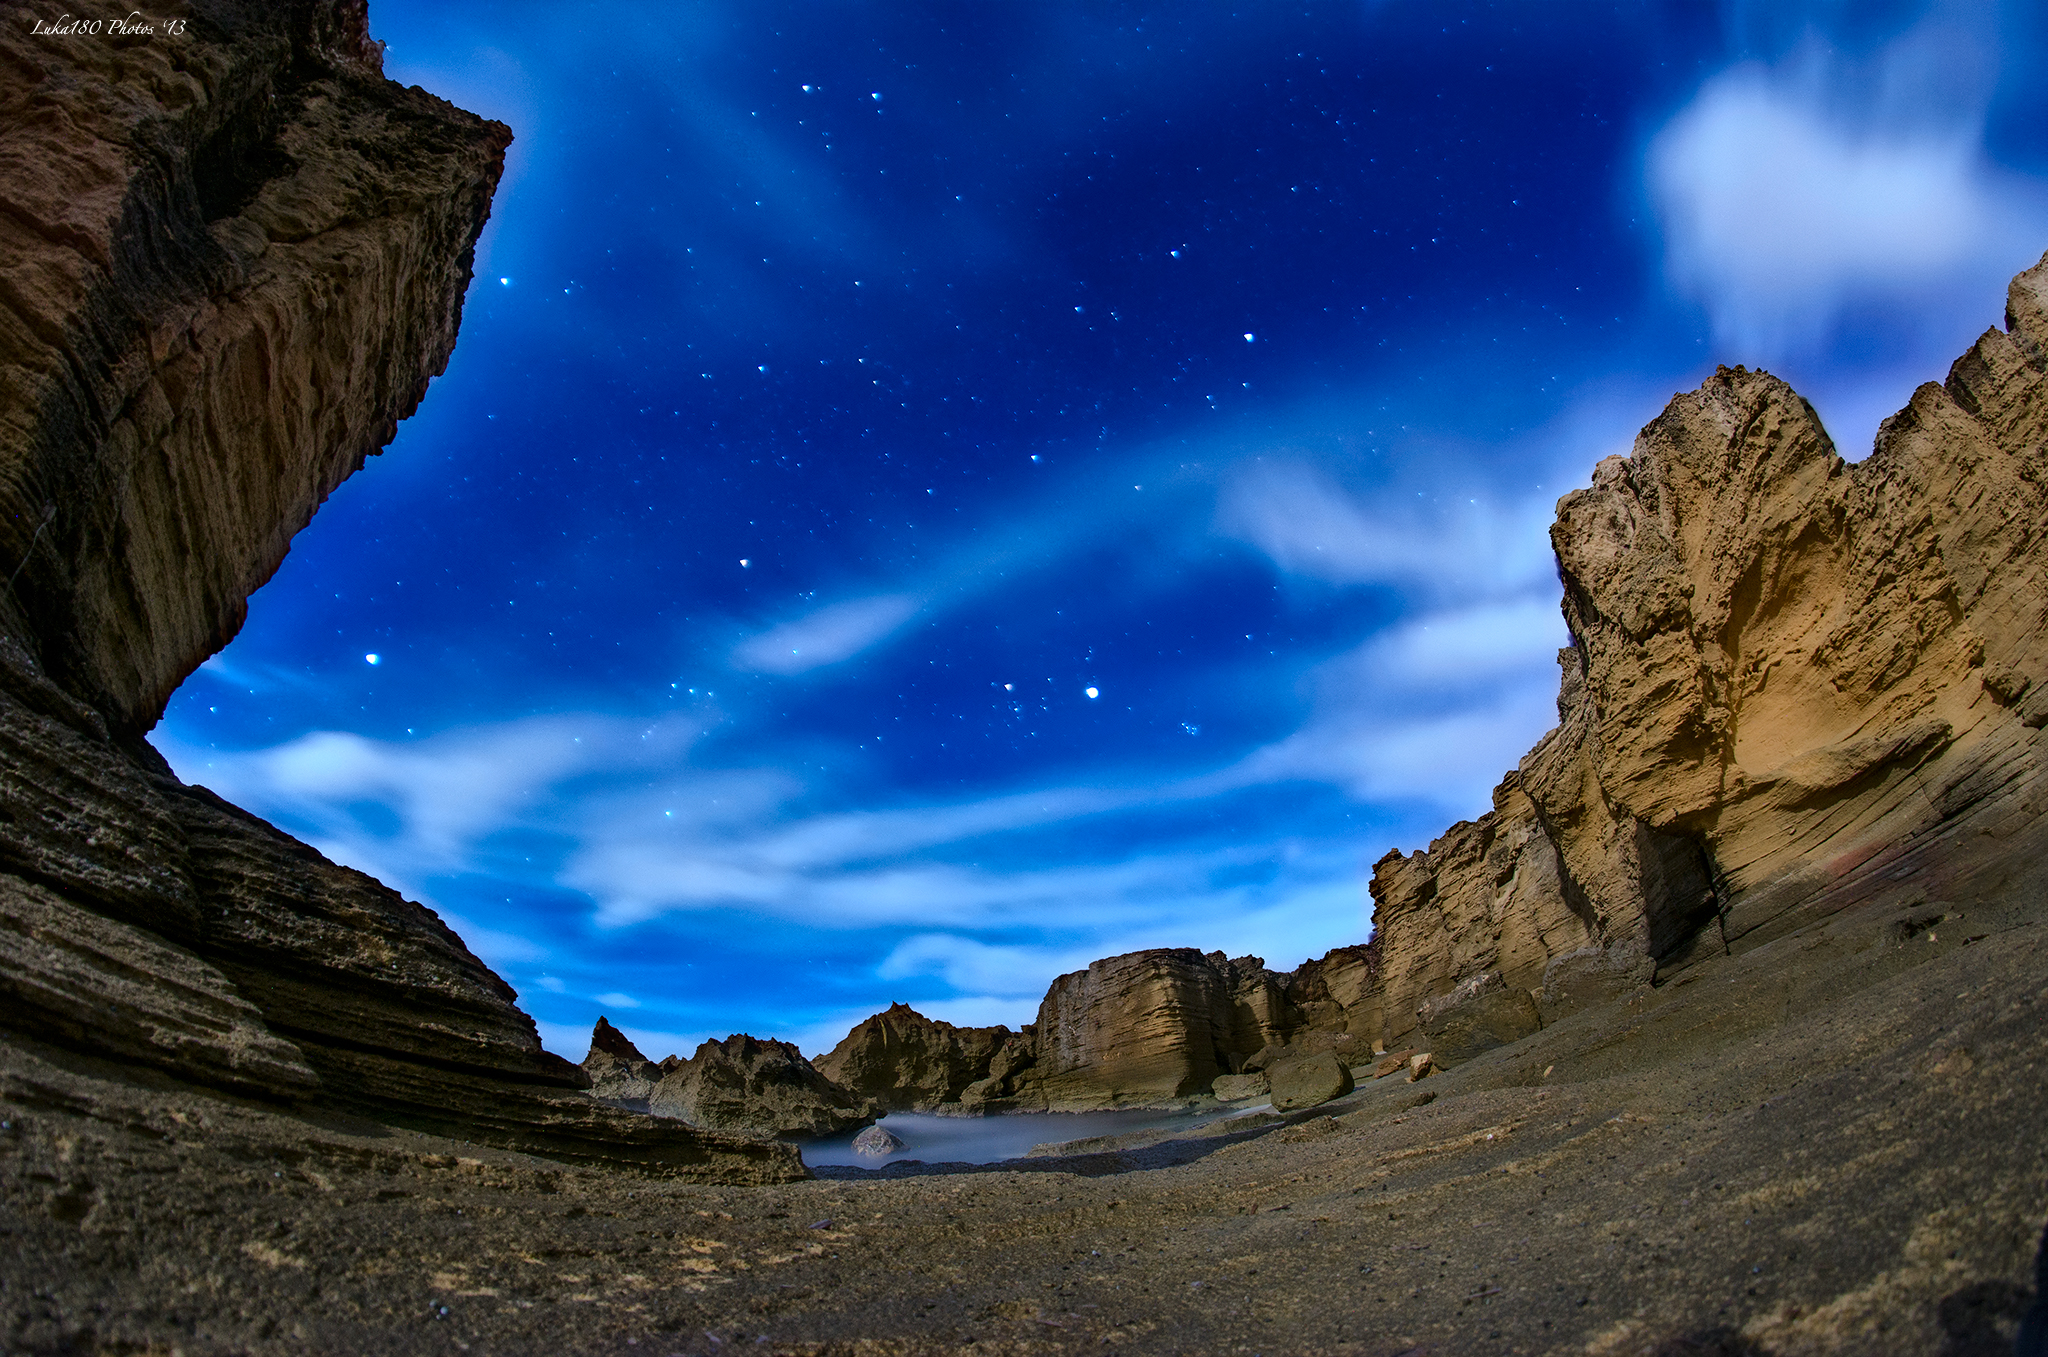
top-left (156, 1), bottom-right (2048, 1058)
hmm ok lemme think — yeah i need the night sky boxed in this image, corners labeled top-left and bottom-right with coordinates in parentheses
top-left (153, 1), bottom-right (2048, 1059)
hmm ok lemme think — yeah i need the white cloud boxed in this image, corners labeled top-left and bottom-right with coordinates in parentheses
top-left (877, 934), bottom-right (1090, 997)
top-left (1648, 29), bottom-right (2046, 363)
top-left (1215, 461), bottom-right (1557, 599)
top-left (1206, 595), bottom-right (1567, 817)
top-left (731, 593), bottom-right (922, 674)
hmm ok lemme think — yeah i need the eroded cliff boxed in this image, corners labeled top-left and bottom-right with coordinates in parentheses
top-left (1366, 251), bottom-right (2048, 1050)
top-left (0, 0), bottom-right (800, 1184)
top-left (817, 252), bottom-right (2048, 1111)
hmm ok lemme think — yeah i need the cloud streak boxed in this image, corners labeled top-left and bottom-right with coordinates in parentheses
top-left (731, 593), bottom-right (923, 674)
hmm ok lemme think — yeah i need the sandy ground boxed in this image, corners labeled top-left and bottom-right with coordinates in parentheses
top-left (4, 882), bottom-right (2045, 1356)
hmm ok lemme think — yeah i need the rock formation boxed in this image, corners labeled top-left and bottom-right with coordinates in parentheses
top-left (1364, 251), bottom-right (2048, 1053)
top-left (0, 0), bottom-right (800, 1183)
top-left (813, 1002), bottom-right (1013, 1111)
top-left (648, 1034), bottom-right (876, 1141)
top-left (825, 950), bottom-right (1378, 1114)
top-left (580, 1016), bottom-right (660, 1107)
top-left (824, 253), bottom-right (2048, 1103)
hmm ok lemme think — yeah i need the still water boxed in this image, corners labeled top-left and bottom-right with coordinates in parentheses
top-left (801, 1106), bottom-right (1252, 1169)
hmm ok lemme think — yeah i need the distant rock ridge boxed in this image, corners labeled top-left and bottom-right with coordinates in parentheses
top-left (582, 1024), bottom-right (874, 1141)
top-left (825, 250), bottom-right (2048, 1113)
top-left (0, 1), bottom-right (801, 1184)
top-left (812, 1001), bottom-right (1014, 1111)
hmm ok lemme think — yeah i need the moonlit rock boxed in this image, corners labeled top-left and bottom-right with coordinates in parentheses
top-left (851, 1124), bottom-right (905, 1156)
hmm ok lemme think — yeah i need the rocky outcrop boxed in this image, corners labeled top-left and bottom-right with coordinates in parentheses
top-left (581, 1017), bottom-right (660, 1107)
top-left (819, 948), bottom-right (1387, 1113)
top-left (0, 1), bottom-right (801, 1184)
top-left (826, 252), bottom-right (2048, 1102)
top-left (1366, 250), bottom-right (2048, 1052)
top-left (649, 1035), bottom-right (875, 1141)
top-left (1005, 949), bottom-right (1267, 1109)
top-left (812, 1002), bottom-right (1013, 1111)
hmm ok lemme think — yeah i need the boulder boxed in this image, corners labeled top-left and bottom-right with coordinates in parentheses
top-left (1417, 973), bottom-right (1540, 1068)
top-left (650, 1035), bottom-right (875, 1141)
top-left (1407, 1053), bottom-right (1436, 1082)
top-left (1211, 1072), bottom-right (1270, 1102)
top-left (813, 1002), bottom-right (1012, 1111)
top-left (1267, 1052), bottom-right (1354, 1112)
top-left (851, 1124), bottom-right (906, 1157)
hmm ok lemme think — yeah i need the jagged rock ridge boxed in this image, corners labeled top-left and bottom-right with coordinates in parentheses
top-left (812, 1001), bottom-right (1014, 1111)
top-left (822, 251), bottom-right (2048, 1109)
top-left (1366, 252), bottom-right (2048, 1049)
top-left (582, 1022), bottom-right (875, 1140)
top-left (0, 0), bottom-right (800, 1183)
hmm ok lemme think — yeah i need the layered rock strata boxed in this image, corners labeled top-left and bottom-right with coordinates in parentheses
top-left (0, 1), bottom-right (800, 1183)
top-left (826, 250), bottom-right (2048, 1105)
top-left (648, 1035), bottom-right (875, 1141)
top-left (831, 950), bottom-right (1382, 1113)
top-left (812, 1002), bottom-right (1013, 1111)
top-left (1366, 250), bottom-right (2048, 1052)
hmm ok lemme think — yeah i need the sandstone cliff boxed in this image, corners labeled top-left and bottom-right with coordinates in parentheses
top-left (648, 1034), bottom-right (876, 1141)
top-left (825, 252), bottom-right (2048, 1108)
top-left (820, 950), bottom-right (1379, 1114)
top-left (1365, 251), bottom-right (2048, 1051)
top-left (0, 1), bottom-right (800, 1183)
top-left (813, 1002), bottom-right (1013, 1112)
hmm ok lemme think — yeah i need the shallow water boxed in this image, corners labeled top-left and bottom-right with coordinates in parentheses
top-left (800, 1106), bottom-right (1236, 1169)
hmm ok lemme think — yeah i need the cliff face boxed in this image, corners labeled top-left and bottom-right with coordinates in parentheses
top-left (822, 251), bottom-right (2048, 1109)
top-left (0, 1), bottom-right (801, 1183)
top-left (812, 1002), bottom-right (1013, 1112)
top-left (649, 1035), bottom-right (876, 1141)
top-left (1365, 252), bottom-right (2048, 1048)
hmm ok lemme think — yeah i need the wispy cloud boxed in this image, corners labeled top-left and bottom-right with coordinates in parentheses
top-left (1210, 596), bottom-right (1567, 812)
top-left (1648, 22), bottom-right (2046, 365)
top-left (731, 593), bottom-right (924, 674)
top-left (1216, 461), bottom-right (1556, 599)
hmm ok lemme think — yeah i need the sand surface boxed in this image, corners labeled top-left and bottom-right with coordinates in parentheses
top-left (5, 877), bottom-right (2043, 1355)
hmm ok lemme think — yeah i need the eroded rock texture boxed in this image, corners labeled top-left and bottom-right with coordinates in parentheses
top-left (1366, 251), bottom-right (2048, 1052)
top-left (648, 1035), bottom-right (876, 1141)
top-left (812, 1002), bottom-right (1014, 1112)
top-left (841, 250), bottom-right (2048, 1104)
top-left (0, 1), bottom-right (801, 1184)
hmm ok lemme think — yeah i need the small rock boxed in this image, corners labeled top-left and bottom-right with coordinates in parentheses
top-left (1930, 1048), bottom-right (1975, 1077)
top-left (851, 1124), bottom-right (905, 1157)
top-left (1407, 1052), bottom-right (1435, 1082)
top-left (1268, 1052), bottom-right (1355, 1111)
top-left (1373, 1048), bottom-right (1421, 1079)
top-left (1211, 1072), bottom-right (1269, 1102)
